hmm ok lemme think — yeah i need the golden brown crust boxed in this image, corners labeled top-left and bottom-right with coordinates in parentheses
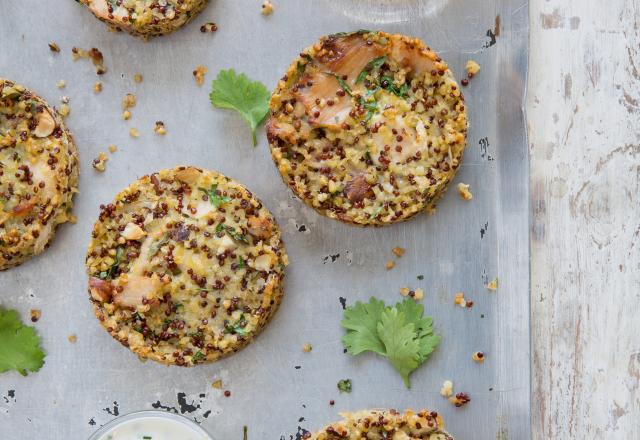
top-left (0, 79), bottom-right (79, 270)
top-left (268, 31), bottom-right (467, 226)
top-left (310, 409), bottom-right (454, 440)
top-left (86, 166), bottom-right (288, 366)
top-left (79, 0), bottom-right (209, 38)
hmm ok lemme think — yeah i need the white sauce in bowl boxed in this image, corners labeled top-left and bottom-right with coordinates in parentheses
top-left (92, 413), bottom-right (211, 440)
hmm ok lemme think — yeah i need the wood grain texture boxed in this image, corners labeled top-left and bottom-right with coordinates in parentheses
top-left (529, 1), bottom-right (640, 438)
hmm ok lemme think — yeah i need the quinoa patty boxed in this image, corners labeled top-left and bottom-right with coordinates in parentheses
top-left (79, 0), bottom-right (209, 38)
top-left (267, 31), bottom-right (467, 226)
top-left (86, 167), bottom-right (287, 366)
top-left (0, 79), bottom-right (79, 270)
top-left (310, 409), bottom-right (454, 440)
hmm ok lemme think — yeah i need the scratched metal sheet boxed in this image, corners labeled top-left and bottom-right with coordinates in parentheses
top-left (0, 0), bottom-right (529, 439)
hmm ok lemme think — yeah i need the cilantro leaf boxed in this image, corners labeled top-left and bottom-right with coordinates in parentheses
top-left (341, 297), bottom-right (440, 388)
top-left (356, 56), bottom-right (386, 83)
top-left (199, 184), bottom-right (231, 208)
top-left (0, 307), bottom-right (45, 376)
top-left (209, 69), bottom-right (270, 146)
top-left (341, 297), bottom-right (386, 356)
top-left (337, 378), bottom-right (352, 393)
top-left (324, 72), bottom-right (353, 96)
top-left (377, 307), bottom-right (420, 388)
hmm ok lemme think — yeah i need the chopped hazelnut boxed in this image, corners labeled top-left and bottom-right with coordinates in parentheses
top-left (385, 260), bottom-right (395, 270)
top-left (94, 82), bottom-right (103, 93)
top-left (392, 246), bottom-right (406, 257)
top-left (457, 183), bottom-right (473, 201)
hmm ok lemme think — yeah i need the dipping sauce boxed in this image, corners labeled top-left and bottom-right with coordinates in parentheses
top-left (91, 412), bottom-right (211, 440)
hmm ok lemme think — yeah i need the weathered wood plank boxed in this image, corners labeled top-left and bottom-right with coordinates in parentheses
top-left (530, 0), bottom-right (640, 438)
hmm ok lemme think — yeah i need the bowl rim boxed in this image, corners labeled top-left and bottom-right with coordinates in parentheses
top-left (87, 409), bottom-right (214, 440)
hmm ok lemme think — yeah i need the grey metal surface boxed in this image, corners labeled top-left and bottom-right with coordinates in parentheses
top-left (0, 1), bottom-right (529, 439)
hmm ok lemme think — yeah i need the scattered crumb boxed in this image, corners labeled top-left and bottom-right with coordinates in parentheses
top-left (261, 0), bottom-right (274, 15)
top-left (134, 73), bottom-right (143, 83)
top-left (472, 351), bottom-right (485, 363)
top-left (426, 205), bottom-right (436, 215)
top-left (129, 127), bottom-right (140, 138)
top-left (454, 292), bottom-right (473, 308)
top-left (399, 287), bottom-right (410, 297)
top-left (108, 144), bottom-right (118, 153)
top-left (60, 96), bottom-right (70, 104)
top-left (200, 22), bottom-right (218, 32)
top-left (413, 288), bottom-right (424, 300)
top-left (92, 152), bottom-right (108, 172)
top-left (68, 334), bottom-right (77, 343)
top-left (122, 93), bottom-right (136, 110)
top-left (48, 42), bottom-right (60, 53)
top-left (400, 287), bottom-right (425, 300)
top-left (59, 104), bottom-right (70, 118)
top-left (154, 121), bottom-right (167, 135)
top-left (69, 214), bottom-right (78, 224)
top-left (29, 309), bottom-right (41, 323)
top-left (224, 390), bottom-right (231, 397)
top-left (302, 343), bottom-right (312, 353)
top-left (212, 379), bottom-right (222, 389)
top-left (449, 392), bottom-right (471, 407)
top-left (465, 60), bottom-right (480, 77)
top-left (329, 400), bottom-right (335, 406)
top-left (94, 82), bottom-right (103, 93)
top-left (122, 110), bottom-right (131, 121)
top-left (417, 275), bottom-right (424, 280)
top-left (487, 278), bottom-right (498, 291)
top-left (392, 246), bottom-right (405, 258)
top-left (440, 380), bottom-right (453, 397)
top-left (72, 47), bottom-right (106, 74)
top-left (56, 80), bottom-right (66, 89)
top-left (193, 65), bottom-right (208, 86)
top-left (385, 260), bottom-right (395, 270)
top-left (457, 183), bottom-right (473, 201)
top-left (461, 78), bottom-right (469, 87)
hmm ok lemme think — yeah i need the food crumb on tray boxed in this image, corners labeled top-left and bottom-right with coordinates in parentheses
top-left (399, 287), bottom-right (424, 300)
top-left (134, 73), bottom-right (143, 83)
top-left (457, 182), bottom-right (473, 201)
top-left (466, 59), bottom-right (481, 77)
top-left (385, 260), bottom-right (395, 270)
top-left (302, 342), bottom-right (312, 352)
top-left (108, 144), bottom-right (118, 153)
top-left (212, 379), bottom-right (222, 389)
top-left (129, 127), bottom-right (140, 138)
top-left (440, 380), bottom-right (453, 397)
top-left (30, 309), bottom-right (42, 323)
top-left (72, 47), bottom-right (106, 75)
top-left (200, 22), bottom-right (218, 33)
top-left (154, 121), bottom-right (167, 135)
top-left (261, 0), bottom-right (274, 15)
top-left (48, 42), bottom-right (60, 53)
top-left (56, 80), bottom-right (66, 89)
top-left (92, 152), bottom-right (108, 172)
top-left (68, 334), bottom-right (77, 343)
top-left (93, 82), bottom-right (103, 93)
top-left (472, 351), bottom-right (485, 363)
top-left (449, 392), bottom-right (471, 407)
top-left (487, 277), bottom-right (498, 291)
top-left (454, 292), bottom-right (473, 308)
top-left (392, 246), bottom-right (405, 258)
top-left (193, 65), bottom-right (208, 86)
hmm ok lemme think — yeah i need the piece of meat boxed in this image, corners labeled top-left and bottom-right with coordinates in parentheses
top-left (113, 274), bottom-right (161, 308)
top-left (390, 36), bottom-right (442, 79)
top-left (344, 174), bottom-right (372, 203)
top-left (247, 216), bottom-right (273, 240)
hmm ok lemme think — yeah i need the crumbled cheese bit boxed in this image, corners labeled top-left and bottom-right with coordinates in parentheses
top-left (56, 80), bottom-right (66, 89)
top-left (261, 0), bottom-right (274, 15)
top-left (59, 104), bottom-right (71, 118)
top-left (154, 121), bottom-right (167, 135)
top-left (457, 183), bottom-right (473, 201)
top-left (30, 309), bottom-right (42, 323)
top-left (399, 287), bottom-right (410, 297)
top-left (122, 93), bottom-right (136, 110)
top-left (385, 260), bottom-right (395, 270)
top-left (472, 351), bottom-right (485, 363)
top-left (193, 65), bottom-right (208, 86)
top-left (108, 144), bottom-right (118, 153)
top-left (449, 392), bottom-right (471, 407)
top-left (92, 152), bottom-right (108, 172)
top-left (440, 380), bottom-right (453, 397)
top-left (134, 73), bottom-right (143, 83)
top-left (487, 277), bottom-right (498, 291)
top-left (392, 246), bottom-right (406, 257)
top-left (302, 343), bottom-right (312, 353)
top-left (200, 22), bottom-right (218, 32)
top-left (49, 42), bottom-right (61, 53)
top-left (68, 334), bottom-right (77, 343)
top-left (94, 82), bottom-right (103, 93)
top-left (129, 127), bottom-right (140, 138)
top-left (466, 60), bottom-right (481, 77)
top-left (122, 110), bottom-right (132, 121)
top-left (212, 379), bottom-right (222, 389)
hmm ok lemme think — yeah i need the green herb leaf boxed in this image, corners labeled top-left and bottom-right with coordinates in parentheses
top-left (192, 351), bottom-right (206, 363)
top-left (224, 315), bottom-right (249, 336)
top-left (341, 297), bottom-right (440, 388)
top-left (0, 307), bottom-right (45, 376)
top-left (369, 206), bottom-right (383, 220)
top-left (200, 184), bottom-right (231, 208)
top-left (330, 29), bottom-right (372, 38)
top-left (209, 69), bottom-right (270, 146)
top-left (356, 56), bottom-right (386, 83)
top-left (324, 72), bottom-right (353, 96)
top-left (216, 223), bottom-right (249, 244)
top-left (337, 378), bottom-right (352, 393)
top-left (99, 246), bottom-right (124, 280)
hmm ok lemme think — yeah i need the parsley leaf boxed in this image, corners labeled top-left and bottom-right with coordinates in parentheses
top-left (356, 56), bottom-right (386, 83)
top-left (199, 184), bottom-right (231, 208)
top-left (324, 72), bottom-right (353, 96)
top-left (99, 246), bottom-right (124, 280)
top-left (215, 223), bottom-right (249, 244)
top-left (337, 378), bottom-right (352, 393)
top-left (192, 351), bottom-right (206, 363)
top-left (224, 315), bottom-right (249, 336)
top-left (341, 298), bottom-right (440, 388)
top-left (209, 69), bottom-right (270, 146)
top-left (0, 307), bottom-right (45, 376)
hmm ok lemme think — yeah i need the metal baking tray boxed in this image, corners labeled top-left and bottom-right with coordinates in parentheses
top-left (0, 0), bottom-right (529, 438)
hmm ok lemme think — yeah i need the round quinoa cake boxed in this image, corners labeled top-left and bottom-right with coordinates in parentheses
top-left (79, 0), bottom-right (209, 38)
top-left (267, 31), bottom-right (468, 226)
top-left (86, 166), bottom-right (287, 366)
top-left (310, 409), bottom-right (454, 440)
top-left (0, 79), bottom-right (79, 270)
